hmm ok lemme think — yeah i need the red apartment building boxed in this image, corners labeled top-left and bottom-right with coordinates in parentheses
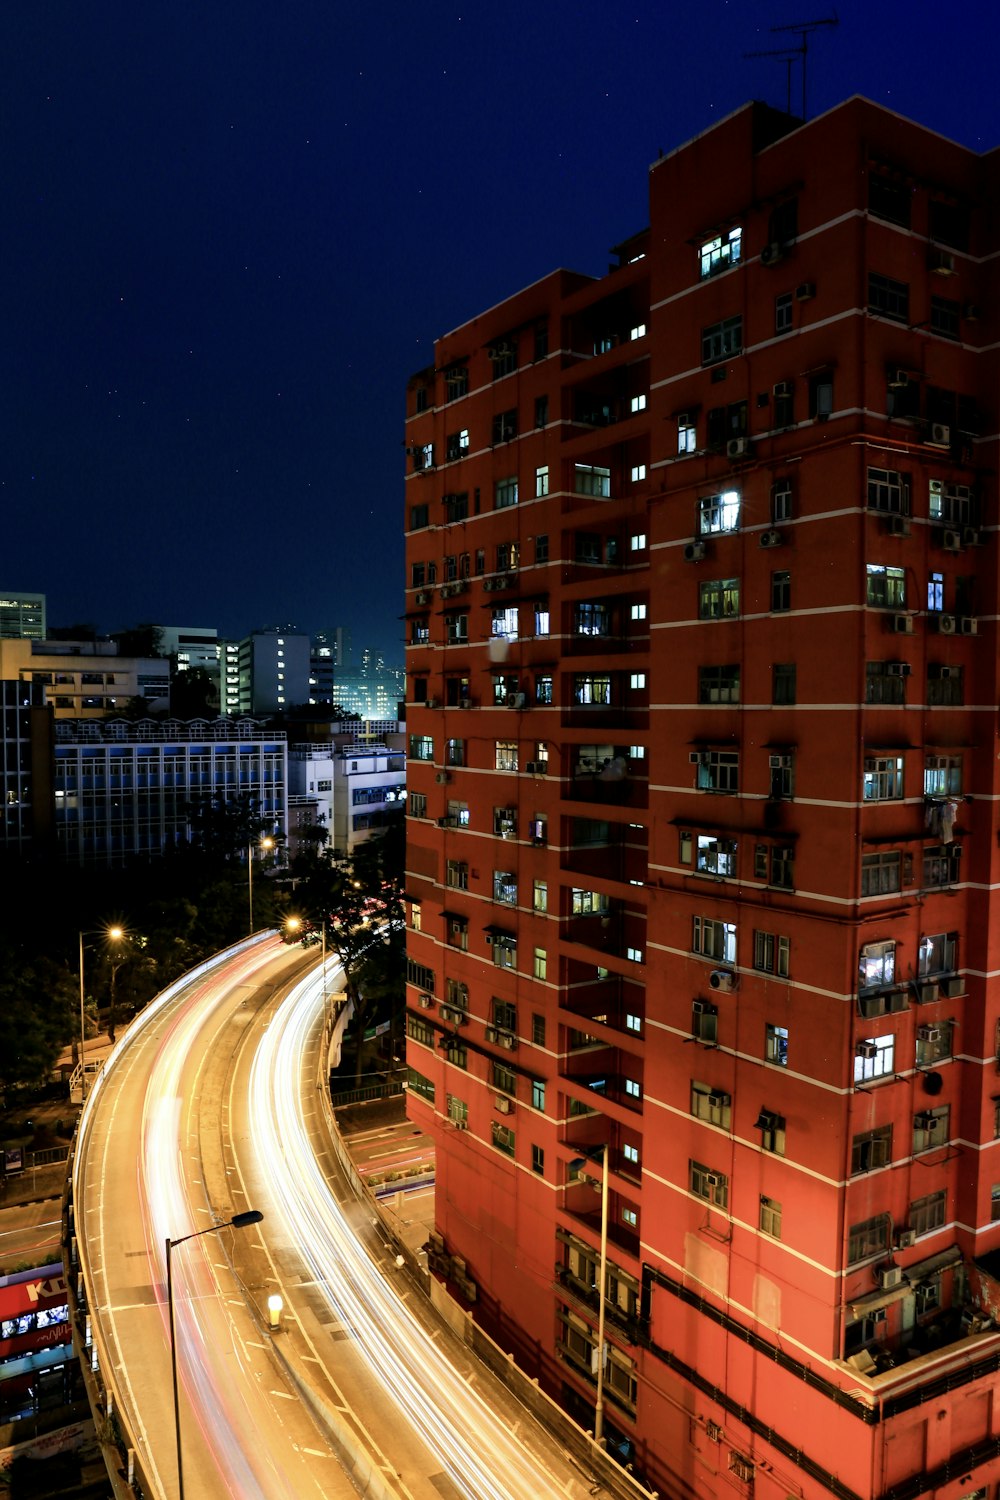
top-left (403, 97), bottom-right (1000, 1500)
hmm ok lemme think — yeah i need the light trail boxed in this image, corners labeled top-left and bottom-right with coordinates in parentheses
top-left (248, 963), bottom-right (572, 1500)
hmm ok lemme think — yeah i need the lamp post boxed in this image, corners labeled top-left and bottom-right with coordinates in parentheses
top-left (569, 1143), bottom-right (609, 1447)
top-left (166, 1208), bottom-right (264, 1500)
top-left (247, 835), bottom-right (275, 934)
top-left (78, 926), bottom-right (124, 1103)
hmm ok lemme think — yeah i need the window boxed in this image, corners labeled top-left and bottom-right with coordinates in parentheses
top-left (624, 1077), bottom-right (641, 1100)
top-left (690, 1160), bottom-right (728, 1208)
top-left (531, 1014), bottom-right (546, 1047)
top-left (445, 738), bottom-right (465, 767)
top-left (413, 442), bottom-right (434, 471)
top-left (699, 578), bottom-right (740, 620)
top-left (629, 672), bottom-right (646, 690)
top-left (866, 663), bottom-right (907, 706)
top-left (775, 293), bottom-right (793, 335)
top-left (574, 463), bottom-right (611, 498)
top-left (496, 541), bottom-right (519, 573)
top-left (868, 467), bottom-right (910, 516)
top-left (449, 800), bottom-right (470, 828)
top-left (573, 674), bottom-right (612, 706)
top-left (910, 1190), bottom-right (946, 1238)
top-left (699, 665), bottom-right (740, 704)
top-left (678, 415), bottom-right (697, 454)
top-left (534, 604), bottom-right (550, 638)
top-left (531, 1144), bottom-right (544, 1174)
top-left (927, 571), bottom-right (944, 612)
top-left (868, 272), bottom-right (910, 322)
top-left (534, 465), bottom-right (549, 499)
top-left (491, 1121), bottom-right (515, 1155)
top-left (534, 534), bottom-right (549, 564)
top-left (533, 947), bottom-right (547, 980)
top-left (630, 464), bottom-right (646, 483)
top-left (445, 365), bottom-right (469, 402)
top-left (696, 834), bottom-right (737, 876)
top-left (625, 1013), bottom-right (642, 1034)
top-left (809, 371), bottom-right (833, 419)
top-left (534, 673), bottom-right (552, 704)
top-left (692, 916), bottom-right (736, 964)
top-left (630, 393), bottom-right (647, 413)
top-left (758, 1110), bottom-right (786, 1155)
top-left (692, 1000), bottom-right (718, 1043)
top-left (854, 1035), bottom-right (895, 1084)
top-left (929, 479), bottom-right (975, 527)
top-left (755, 843), bottom-right (794, 889)
top-left (770, 569), bottom-right (791, 613)
top-left (927, 664), bottom-right (963, 708)
top-left (495, 477), bottom-right (518, 509)
top-left (446, 859), bottom-right (468, 890)
top-left (626, 946), bottom-right (643, 963)
top-left (409, 734), bottom-right (433, 761)
top-left (930, 296), bottom-right (960, 340)
top-left (492, 934), bottom-right (516, 969)
top-left (695, 749), bottom-right (739, 794)
top-left (494, 740), bottom-right (518, 773)
top-left (765, 1024), bottom-right (788, 1067)
top-left (410, 503), bottom-right (429, 530)
top-left (492, 408), bottom-right (517, 443)
top-left (534, 396), bottom-right (549, 428)
top-left (575, 601), bottom-right (611, 636)
top-left (759, 1196), bottom-right (782, 1239)
top-left (490, 338), bottom-right (518, 378)
top-left (913, 1105), bottom-right (949, 1155)
top-left (753, 931), bottom-right (789, 978)
top-left (866, 565), bottom-right (906, 609)
top-left (571, 888), bottom-right (610, 916)
top-left (924, 844), bottom-right (961, 888)
top-left (924, 755), bottom-right (961, 797)
top-left (630, 532), bottom-right (647, 553)
top-left (772, 663), bottom-right (796, 705)
top-left (691, 1081), bottom-right (731, 1128)
top-left (407, 1014), bottom-right (433, 1047)
top-left (859, 940), bottom-right (896, 992)
top-left (493, 870), bottom-right (517, 905)
top-left (700, 227), bottom-right (742, 278)
top-left (533, 879), bottom-right (547, 912)
top-left (869, 175), bottom-right (910, 227)
top-left (491, 606), bottom-right (518, 639)
top-left (446, 613), bottom-right (468, 644)
top-left (406, 958), bottom-right (435, 992)
top-left (698, 490), bottom-right (741, 534)
top-left (919, 931), bottom-right (957, 977)
top-left (864, 755), bottom-right (904, 800)
top-left (446, 429), bottom-right (470, 462)
top-left (848, 1212), bottom-right (891, 1264)
top-left (852, 1125), bottom-right (892, 1173)
top-left (701, 315), bottom-right (742, 365)
top-left (409, 792), bottom-right (427, 818)
top-left (915, 1022), bottom-right (952, 1067)
top-left (862, 851), bottom-right (901, 896)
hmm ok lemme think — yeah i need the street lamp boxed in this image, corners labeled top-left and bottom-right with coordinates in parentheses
top-left (78, 926), bottom-right (124, 1103)
top-left (247, 835), bottom-right (275, 934)
top-left (568, 1143), bottom-right (609, 1447)
top-left (166, 1208), bottom-right (264, 1500)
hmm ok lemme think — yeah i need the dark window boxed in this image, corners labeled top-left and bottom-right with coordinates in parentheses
top-left (699, 665), bottom-right (740, 704)
top-left (534, 322), bottom-right (549, 360)
top-left (445, 365), bottom-right (469, 402)
top-left (492, 409), bottom-right (518, 444)
top-left (775, 293), bottom-right (793, 335)
top-left (930, 297), bottom-right (960, 340)
top-left (772, 663), bottom-right (796, 705)
top-left (535, 395), bottom-right (549, 428)
top-left (868, 273), bottom-right (909, 322)
top-left (809, 372), bottom-right (833, 419)
top-left (535, 534), bottom-right (549, 564)
top-left (869, 175), bottom-right (911, 228)
top-left (768, 197), bottom-right (798, 246)
top-left (928, 199), bottom-right (970, 253)
top-left (866, 661), bottom-right (907, 705)
top-left (701, 316), bottom-right (743, 365)
top-left (410, 504), bottom-right (429, 530)
top-left (771, 570), bottom-right (791, 612)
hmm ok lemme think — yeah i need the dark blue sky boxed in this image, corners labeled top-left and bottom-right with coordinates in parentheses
top-left (3, 1), bottom-right (997, 662)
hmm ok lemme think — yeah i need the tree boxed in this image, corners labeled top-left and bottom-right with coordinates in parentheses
top-left (112, 623), bottom-right (165, 657)
top-left (170, 666), bottom-right (219, 719)
top-left (0, 942), bottom-right (77, 1099)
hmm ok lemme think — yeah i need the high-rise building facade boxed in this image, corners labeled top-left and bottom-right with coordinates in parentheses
top-left (404, 98), bottom-right (999, 1500)
top-left (0, 591), bottom-right (46, 640)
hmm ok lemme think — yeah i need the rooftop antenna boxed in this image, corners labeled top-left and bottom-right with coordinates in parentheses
top-left (744, 14), bottom-right (839, 120)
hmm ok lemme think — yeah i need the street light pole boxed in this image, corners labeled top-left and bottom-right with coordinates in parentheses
top-left (166, 1209), bottom-right (264, 1500)
top-left (78, 926), bottom-right (124, 1103)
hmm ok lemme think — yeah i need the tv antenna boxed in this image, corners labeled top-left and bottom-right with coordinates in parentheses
top-left (744, 14), bottom-right (839, 121)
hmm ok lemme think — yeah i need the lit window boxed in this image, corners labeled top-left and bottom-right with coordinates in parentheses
top-left (535, 465), bottom-right (549, 497)
top-left (698, 490), bottom-right (741, 535)
top-left (630, 604), bottom-right (647, 621)
top-left (630, 533), bottom-right (647, 552)
top-left (700, 228), bottom-right (742, 279)
top-left (630, 323), bottom-right (646, 340)
top-left (631, 464), bottom-right (646, 482)
top-left (630, 394), bottom-right (647, 413)
top-left (629, 672), bottom-right (646, 690)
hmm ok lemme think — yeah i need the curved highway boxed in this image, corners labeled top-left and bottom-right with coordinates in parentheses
top-left (75, 935), bottom-right (637, 1500)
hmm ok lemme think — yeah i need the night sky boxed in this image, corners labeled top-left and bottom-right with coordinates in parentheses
top-left (4, 1), bottom-right (998, 663)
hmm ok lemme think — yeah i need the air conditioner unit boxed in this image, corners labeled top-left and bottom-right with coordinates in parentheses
top-left (692, 999), bottom-right (714, 1015)
top-left (525, 761), bottom-right (545, 775)
top-left (759, 529), bottom-right (784, 549)
top-left (962, 303), bottom-right (980, 321)
top-left (935, 614), bottom-right (957, 634)
top-left (425, 698), bottom-right (439, 709)
top-left (886, 661), bottom-right (911, 676)
top-left (726, 437), bottom-right (750, 459)
top-left (483, 577), bottom-right (497, 592)
top-left (895, 1228), bottom-right (917, 1250)
top-left (500, 1034), bottom-right (515, 1050)
top-left (959, 617), bottom-right (978, 636)
top-left (917, 1025), bottom-right (942, 1043)
top-left (435, 771), bottom-right (451, 784)
top-left (886, 514), bottom-right (910, 537)
top-left (459, 697), bottom-right (473, 709)
top-left (495, 1097), bottom-right (512, 1115)
top-left (856, 1041), bottom-right (878, 1060)
top-left (415, 591), bottom-right (430, 605)
top-left (760, 241), bottom-right (784, 267)
top-left (916, 982), bottom-right (938, 1005)
top-left (941, 529), bottom-right (963, 552)
top-left (769, 754), bottom-right (791, 769)
top-left (879, 1265), bottom-right (904, 1291)
top-left (962, 527), bottom-right (981, 547)
top-left (928, 423), bottom-right (951, 448)
top-left (485, 1026), bottom-right (499, 1044)
top-left (705, 1171), bottom-right (722, 1186)
top-left (709, 970), bottom-right (737, 993)
top-left (915, 1112), bottom-right (940, 1132)
top-left (891, 614), bottom-right (914, 634)
top-left (418, 994), bottom-right (432, 1009)
top-left (887, 368), bottom-right (910, 389)
top-left (795, 282), bottom-right (815, 301)
top-left (940, 976), bottom-right (964, 998)
top-left (773, 381), bottom-right (793, 398)
top-left (929, 249), bottom-right (955, 275)
top-left (454, 1120), bottom-right (468, 1131)
top-left (489, 340), bottom-right (513, 359)
top-left (708, 1093), bottom-right (726, 1108)
top-left (509, 693), bottom-right (527, 709)
top-left (683, 541), bottom-right (707, 563)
